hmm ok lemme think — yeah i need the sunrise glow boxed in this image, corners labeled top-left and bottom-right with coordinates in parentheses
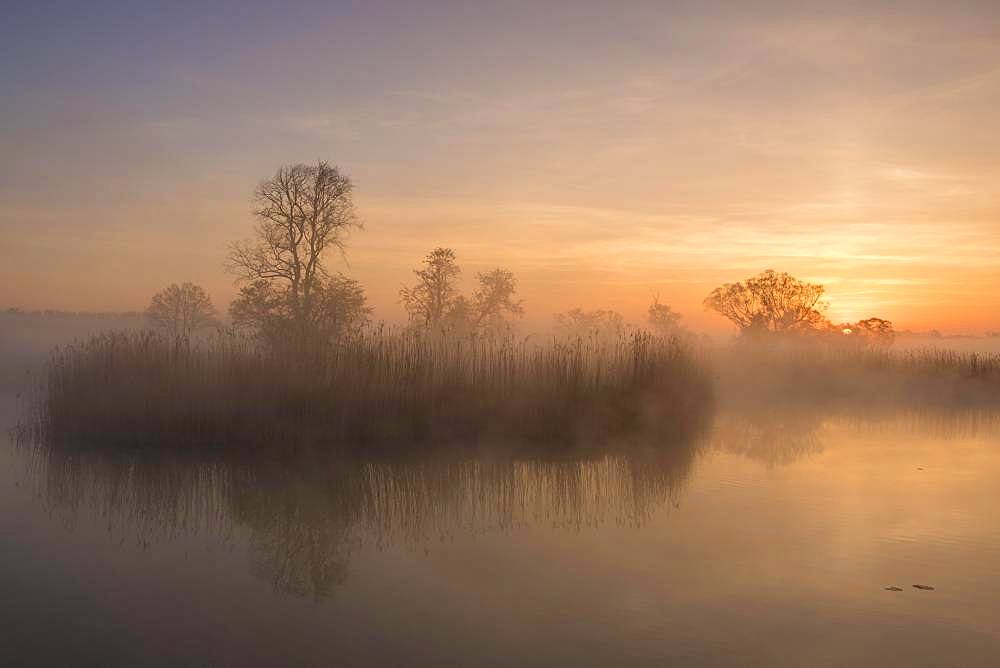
top-left (4, 5), bottom-right (1000, 666)
top-left (1, 3), bottom-right (998, 336)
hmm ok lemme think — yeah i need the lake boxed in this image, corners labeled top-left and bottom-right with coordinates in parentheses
top-left (2, 399), bottom-right (999, 666)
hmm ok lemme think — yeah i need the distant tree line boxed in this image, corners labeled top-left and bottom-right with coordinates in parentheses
top-left (140, 161), bottom-right (904, 351)
top-left (703, 269), bottom-right (895, 347)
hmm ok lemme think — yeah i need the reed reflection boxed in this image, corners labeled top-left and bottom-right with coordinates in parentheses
top-left (19, 429), bottom-right (709, 601)
top-left (712, 407), bottom-right (1000, 468)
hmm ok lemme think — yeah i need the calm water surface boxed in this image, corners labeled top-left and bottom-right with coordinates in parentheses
top-left (2, 400), bottom-right (999, 666)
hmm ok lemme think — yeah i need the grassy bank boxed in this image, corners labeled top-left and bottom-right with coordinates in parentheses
top-left (21, 328), bottom-right (713, 452)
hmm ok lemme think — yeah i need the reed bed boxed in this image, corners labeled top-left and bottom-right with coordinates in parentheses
top-left (716, 342), bottom-right (1000, 409)
top-left (24, 328), bottom-right (713, 451)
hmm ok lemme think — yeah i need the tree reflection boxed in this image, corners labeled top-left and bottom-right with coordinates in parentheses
top-left (710, 411), bottom-right (826, 467)
top-left (18, 405), bottom-right (1000, 601)
top-left (18, 427), bottom-right (709, 601)
top-left (711, 406), bottom-right (1000, 468)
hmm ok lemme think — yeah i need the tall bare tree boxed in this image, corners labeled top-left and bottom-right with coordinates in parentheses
top-left (146, 282), bottom-right (217, 337)
top-left (400, 248), bottom-right (461, 329)
top-left (226, 161), bottom-right (362, 340)
top-left (703, 270), bottom-right (827, 337)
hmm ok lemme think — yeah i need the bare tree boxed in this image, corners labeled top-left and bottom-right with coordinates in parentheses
top-left (471, 268), bottom-right (524, 334)
top-left (146, 282), bottom-right (217, 337)
top-left (226, 161), bottom-right (362, 340)
top-left (400, 248), bottom-right (461, 329)
top-left (703, 270), bottom-right (827, 337)
top-left (647, 296), bottom-right (684, 338)
top-left (553, 308), bottom-right (626, 342)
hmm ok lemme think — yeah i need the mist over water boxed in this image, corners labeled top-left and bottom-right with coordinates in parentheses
top-left (5, 1), bottom-right (1000, 663)
top-left (4, 397), bottom-right (1000, 666)
top-left (3, 294), bottom-right (999, 666)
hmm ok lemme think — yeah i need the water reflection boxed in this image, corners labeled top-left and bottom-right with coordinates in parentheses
top-left (714, 407), bottom-right (1000, 467)
top-left (19, 433), bottom-right (708, 600)
top-left (8, 406), bottom-right (1000, 666)
top-left (711, 411), bottom-right (826, 466)
top-left (16, 406), bottom-right (1000, 603)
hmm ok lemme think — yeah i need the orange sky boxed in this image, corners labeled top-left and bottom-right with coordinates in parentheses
top-left (2, 2), bottom-right (998, 334)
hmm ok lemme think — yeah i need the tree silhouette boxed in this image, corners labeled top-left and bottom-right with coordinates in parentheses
top-left (145, 282), bottom-right (217, 337)
top-left (703, 270), bottom-right (826, 337)
top-left (554, 308), bottom-right (625, 342)
top-left (400, 247), bottom-right (462, 330)
top-left (841, 317), bottom-right (896, 348)
top-left (226, 161), bottom-right (363, 343)
top-left (471, 268), bottom-right (524, 335)
top-left (231, 274), bottom-right (369, 345)
top-left (647, 296), bottom-right (684, 338)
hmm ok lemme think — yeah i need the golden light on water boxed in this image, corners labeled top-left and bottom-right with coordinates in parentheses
top-left (2, 4), bottom-right (1000, 666)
